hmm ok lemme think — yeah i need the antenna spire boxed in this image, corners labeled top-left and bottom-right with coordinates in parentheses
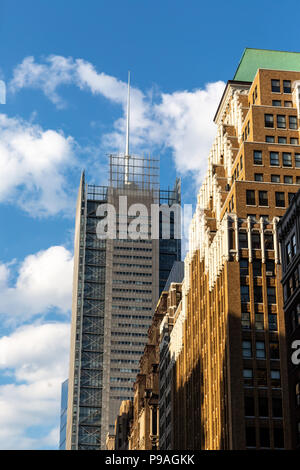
top-left (125, 71), bottom-right (130, 184)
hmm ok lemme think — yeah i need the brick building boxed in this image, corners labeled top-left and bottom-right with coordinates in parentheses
top-left (277, 188), bottom-right (300, 448)
top-left (171, 48), bottom-right (300, 449)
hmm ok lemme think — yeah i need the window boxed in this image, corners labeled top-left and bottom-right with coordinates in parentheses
top-left (255, 173), bottom-right (263, 182)
top-left (274, 428), bottom-right (284, 448)
top-left (291, 137), bottom-right (298, 145)
top-left (284, 175), bottom-right (293, 184)
top-left (278, 136), bottom-right (287, 144)
top-left (266, 135), bottom-right (275, 143)
top-left (260, 427), bottom-right (270, 448)
top-left (265, 233), bottom-right (274, 250)
top-left (267, 287), bottom-right (276, 304)
top-left (239, 232), bottom-right (248, 249)
top-left (246, 190), bottom-right (256, 205)
top-left (258, 396), bottom-right (269, 416)
top-left (284, 101), bottom-right (293, 107)
top-left (295, 154), bottom-right (300, 167)
top-left (270, 151), bottom-right (279, 166)
top-left (241, 285), bottom-right (250, 303)
top-left (257, 368), bottom-right (267, 386)
top-left (283, 80), bottom-right (291, 93)
top-left (265, 114), bottom-right (274, 128)
top-left (253, 150), bottom-right (262, 164)
top-left (270, 342), bottom-right (280, 359)
top-left (289, 115), bottom-right (298, 129)
top-left (296, 383), bottom-right (300, 406)
top-left (255, 313), bottom-right (264, 330)
top-left (246, 426), bottom-right (256, 447)
top-left (256, 341), bottom-right (266, 359)
top-left (271, 79), bottom-right (280, 92)
top-left (240, 258), bottom-right (249, 276)
top-left (242, 340), bottom-right (252, 358)
top-left (271, 370), bottom-right (281, 387)
top-left (283, 152), bottom-right (292, 167)
top-left (271, 174), bottom-right (280, 183)
top-left (259, 191), bottom-right (268, 206)
top-left (272, 100), bottom-right (281, 106)
top-left (253, 259), bottom-right (262, 276)
top-left (252, 233), bottom-right (261, 249)
top-left (245, 396), bottom-right (255, 416)
top-left (272, 397), bottom-right (283, 418)
top-left (275, 192), bottom-right (285, 207)
top-left (269, 313), bottom-right (278, 331)
top-left (277, 115), bottom-right (286, 128)
top-left (297, 176), bottom-right (300, 184)
top-left (266, 259), bottom-right (275, 275)
top-left (243, 369), bottom-right (253, 386)
top-left (242, 311), bottom-right (251, 329)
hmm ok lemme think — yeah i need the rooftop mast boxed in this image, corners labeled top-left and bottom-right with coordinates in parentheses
top-left (125, 71), bottom-right (130, 184)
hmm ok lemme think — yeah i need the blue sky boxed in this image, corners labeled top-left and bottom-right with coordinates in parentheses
top-left (0, 0), bottom-right (300, 450)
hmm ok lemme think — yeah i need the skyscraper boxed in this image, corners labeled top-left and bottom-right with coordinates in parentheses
top-left (66, 152), bottom-right (181, 449)
top-left (171, 48), bottom-right (300, 449)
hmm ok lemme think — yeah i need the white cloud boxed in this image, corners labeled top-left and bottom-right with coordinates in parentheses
top-left (0, 246), bottom-right (73, 321)
top-left (10, 56), bottom-right (225, 184)
top-left (0, 322), bottom-right (70, 449)
top-left (0, 113), bottom-right (76, 216)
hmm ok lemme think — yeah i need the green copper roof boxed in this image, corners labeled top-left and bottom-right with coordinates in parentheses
top-left (233, 48), bottom-right (300, 82)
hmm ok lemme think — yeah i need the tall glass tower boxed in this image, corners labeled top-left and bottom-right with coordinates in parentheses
top-left (66, 154), bottom-right (181, 449)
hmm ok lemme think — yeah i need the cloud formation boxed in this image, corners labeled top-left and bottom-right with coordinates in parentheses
top-left (0, 322), bottom-right (70, 449)
top-left (0, 246), bottom-right (73, 321)
top-left (0, 113), bottom-right (76, 216)
top-left (10, 55), bottom-right (225, 184)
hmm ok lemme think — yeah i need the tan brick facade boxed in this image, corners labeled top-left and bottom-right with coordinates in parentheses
top-left (173, 68), bottom-right (300, 449)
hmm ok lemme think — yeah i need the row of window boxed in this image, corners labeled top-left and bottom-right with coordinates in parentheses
top-left (112, 296), bottom-right (152, 303)
top-left (264, 113), bottom-right (297, 129)
top-left (255, 173), bottom-right (300, 185)
top-left (290, 304), bottom-right (300, 332)
top-left (272, 100), bottom-right (293, 108)
top-left (112, 305), bottom-right (152, 311)
top-left (239, 231), bottom-right (274, 250)
top-left (242, 340), bottom-right (279, 360)
top-left (246, 189), bottom-right (295, 208)
top-left (241, 310), bottom-right (277, 331)
top-left (271, 79), bottom-right (292, 94)
top-left (114, 271), bottom-right (152, 277)
top-left (266, 135), bottom-right (298, 144)
top-left (113, 279), bottom-right (152, 285)
top-left (240, 258), bottom-right (275, 276)
top-left (112, 288), bottom-right (152, 294)
top-left (246, 425), bottom-right (284, 448)
top-left (286, 234), bottom-right (297, 264)
top-left (254, 149), bottom-right (300, 166)
top-left (243, 368), bottom-right (281, 387)
top-left (241, 285), bottom-right (276, 304)
top-left (245, 395), bottom-right (282, 418)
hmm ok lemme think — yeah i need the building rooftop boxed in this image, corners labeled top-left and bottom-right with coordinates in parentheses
top-left (234, 48), bottom-right (300, 82)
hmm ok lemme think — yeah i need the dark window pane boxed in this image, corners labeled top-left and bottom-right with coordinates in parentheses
top-left (260, 427), bottom-right (270, 448)
top-left (246, 190), bottom-right (256, 205)
top-left (246, 426), bottom-right (256, 447)
top-left (259, 191), bottom-right (268, 206)
top-left (270, 152), bottom-right (279, 166)
top-left (271, 174), bottom-right (280, 183)
top-left (274, 428), bottom-right (284, 448)
top-left (283, 80), bottom-right (291, 93)
top-left (265, 114), bottom-right (274, 128)
top-left (252, 233), bottom-right (261, 249)
top-left (289, 115), bottom-right (297, 129)
top-left (266, 135), bottom-right (275, 143)
top-left (272, 397), bottom-right (283, 417)
top-left (258, 396), bottom-right (269, 417)
top-left (271, 80), bottom-right (280, 93)
top-left (275, 192), bottom-right (285, 207)
top-left (277, 115), bottom-right (286, 128)
top-left (245, 396), bottom-right (255, 416)
top-left (283, 152), bottom-right (292, 167)
top-left (254, 150), bottom-right (262, 164)
top-left (239, 232), bottom-right (248, 249)
top-left (270, 342), bottom-right (280, 359)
